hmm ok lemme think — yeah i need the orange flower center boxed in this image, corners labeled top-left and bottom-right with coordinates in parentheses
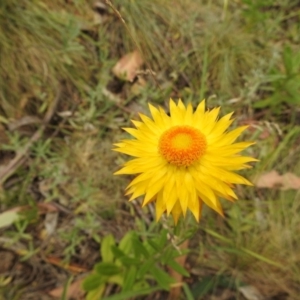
top-left (159, 126), bottom-right (207, 167)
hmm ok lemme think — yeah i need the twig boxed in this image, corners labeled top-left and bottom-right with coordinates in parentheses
top-left (0, 88), bottom-right (61, 186)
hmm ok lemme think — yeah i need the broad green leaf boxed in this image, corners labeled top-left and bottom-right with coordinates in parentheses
top-left (122, 265), bottom-right (137, 292)
top-left (82, 274), bottom-right (104, 291)
top-left (95, 262), bottom-right (121, 276)
top-left (0, 211), bottom-right (20, 228)
top-left (119, 231), bottom-right (135, 255)
top-left (101, 234), bottom-right (115, 263)
top-left (86, 284), bottom-right (105, 300)
top-left (137, 259), bottom-right (155, 278)
top-left (161, 247), bottom-right (174, 264)
top-left (119, 256), bottom-right (140, 267)
top-left (143, 241), bottom-right (156, 255)
top-left (149, 266), bottom-right (174, 291)
top-left (107, 274), bottom-right (123, 286)
top-left (111, 246), bottom-right (140, 267)
top-left (132, 236), bottom-right (149, 258)
top-left (147, 239), bottom-right (160, 252)
top-left (111, 246), bottom-right (126, 260)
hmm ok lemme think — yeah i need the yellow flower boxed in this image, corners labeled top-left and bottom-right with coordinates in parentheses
top-left (114, 99), bottom-right (256, 224)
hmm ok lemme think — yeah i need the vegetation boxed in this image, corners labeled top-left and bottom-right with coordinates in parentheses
top-left (0, 0), bottom-right (300, 299)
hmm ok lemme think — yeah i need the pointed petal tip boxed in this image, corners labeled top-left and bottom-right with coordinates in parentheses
top-left (218, 209), bottom-right (225, 218)
top-left (169, 98), bottom-right (176, 108)
top-left (172, 215), bottom-right (181, 225)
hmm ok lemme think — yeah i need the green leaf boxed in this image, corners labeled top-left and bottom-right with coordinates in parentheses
top-left (143, 240), bottom-right (156, 255)
top-left (86, 285), bottom-right (105, 300)
top-left (101, 286), bottom-right (161, 300)
top-left (167, 259), bottom-right (190, 277)
top-left (111, 246), bottom-right (140, 267)
top-left (147, 239), bottom-right (160, 252)
top-left (182, 283), bottom-right (195, 300)
top-left (191, 276), bottom-right (215, 298)
top-left (158, 229), bottom-right (168, 248)
top-left (122, 265), bottom-right (137, 292)
top-left (137, 258), bottom-right (155, 278)
top-left (101, 234), bottom-right (115, 263)
top-left (119, 256), bottom-right (140, 266)
top-left (107, 274), bottom-right (123, 286)
top-left (253, 97), bottom-right (275, 108)
top-left (204, 229), bottom-right (231, 243)
top-left (285, 78), bottom-right (300, 99)
top-left (240, 247), bottom-right (283, 268)
top-left (161, 247), bottom-right (174, 264)
top-left (149, 266), bottom-right (174, 291)
top-left (0, 210), bottom-right (20, 228)
top-left (119, 231), bottom-right (135, 255)
top-left (95, 262), bottom-right (122, 276)
top-left (111, 245), bottom-right (126, 259)
top-left (82, 274), bottom-right (104, 291)
top-left (60, 276), bottom-right (73, 300)
top-left (132, 236), bottom-right (149, 258)
top-left (283, 46), bottom-right (293, 75)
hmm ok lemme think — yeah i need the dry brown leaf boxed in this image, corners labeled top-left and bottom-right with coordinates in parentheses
top-left (239, 285), bottom-right (265, 300)
top-left (255, 170), bottom-right (300, 190)
top-left (112, 50), bottom-right (143, 82)
top-left (48, 278), bottom-right (85, 299)
top-left (44, 212), bottom-right (58, 236)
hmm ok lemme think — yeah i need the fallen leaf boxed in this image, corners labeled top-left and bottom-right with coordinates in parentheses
top-left (37, 202), bottom-right (59, 213)
top-left (255, 170), bottom-right (300, 190)
top-left (239, 285), bottom-right (265, 300)
top-left (44, 212), bottom-right (58, 236)
top-left (112, 50), bottom-right (143, 82)
top-left (48, 278), bottom-right (85, 299)
top-left (0, 210), bottom-right (20, 228)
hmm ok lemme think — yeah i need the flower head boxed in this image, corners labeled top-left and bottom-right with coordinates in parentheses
top-left (114, 99), bottom-right (256, 224)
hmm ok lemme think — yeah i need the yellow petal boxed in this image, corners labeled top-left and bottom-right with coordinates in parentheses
top-left (171, 201), bottom-right (183, 225)
top-left (113, 98), bottom-right (256, 224)
top-left (156, 191), bottom-right (166, 221)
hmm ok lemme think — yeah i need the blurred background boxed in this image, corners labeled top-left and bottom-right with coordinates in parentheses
top-left (0, 0), bottom-right (300, 299)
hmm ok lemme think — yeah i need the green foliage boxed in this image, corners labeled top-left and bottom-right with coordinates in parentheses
top-left (254, 46), bottom-right (300, 111)
top-left (83, 230), bottom-right (189, 299)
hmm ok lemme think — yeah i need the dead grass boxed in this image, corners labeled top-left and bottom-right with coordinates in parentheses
top-left (0, 0), bottom-right (95, 118)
